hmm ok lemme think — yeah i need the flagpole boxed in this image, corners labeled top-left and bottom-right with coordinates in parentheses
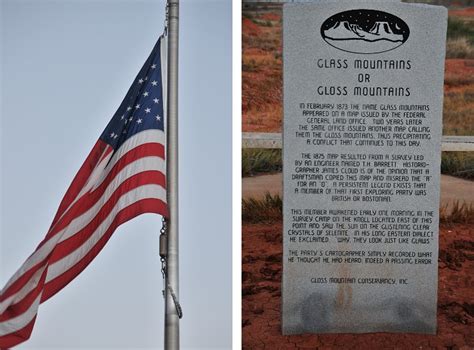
top-left (165, 0), bottom-right (180, 349)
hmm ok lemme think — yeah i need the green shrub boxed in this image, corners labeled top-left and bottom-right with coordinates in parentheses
top-left (242, 149), bottom-right (282, 177)
top-left (242, 193), bottom-right (282, 223)
top-left (447, 17), bottom-right (474, 44)
top-left (441, 152), bottom-right (474, 180)
top-left (440, 201), bottom-right (474, 224)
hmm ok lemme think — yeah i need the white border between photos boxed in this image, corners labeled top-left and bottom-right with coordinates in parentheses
top-left (232, 0), bottom-right (242, 348)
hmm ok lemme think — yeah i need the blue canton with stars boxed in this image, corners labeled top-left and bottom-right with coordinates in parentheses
top-left (100, 36), bottom-right (165, 151)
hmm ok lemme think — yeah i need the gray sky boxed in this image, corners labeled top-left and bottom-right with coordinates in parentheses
top-left (0, 0), bottom-right (231, 348)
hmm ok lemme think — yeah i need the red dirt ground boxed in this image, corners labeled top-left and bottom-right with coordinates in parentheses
top-left (260, 13), bottom-right (281, 22)
top-left (242, 9), bottom-right (282, 133)
top-left (242, 222), bottom-right (474, 349)
top-left (445, 59), bottom-right (474, 93)
top-left (449, 7), bottom-right (474, 17)
top-left (445, 59), bottom-right (474, 78)
top-left (243, 17), bottom-right (262, 37)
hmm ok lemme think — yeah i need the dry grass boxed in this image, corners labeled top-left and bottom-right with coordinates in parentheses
top-left (443, 60), bottom-right (474, 97)
top-left (242, 193), bottom-right (282, 223)
top-left (244, 106), bottom-right (282, 132)
top-left (446, 38), bottom-right (474, 59)
top-left (242, 8), bottom-right (283, 132)
top-left (440, 201), bottom-right (474, 224)
top-left (444, 72), bottom-right (474, 87)
top-left (243, 52), bottom-right (278, 71)
top-left (447, 16), bottom-right (474, 45)
top-left (443, 86), bottom-right (474, 135)
top-left (242, 148), bottom-right (282, 177)
top-left (441, 152), bottom-right (474, 180)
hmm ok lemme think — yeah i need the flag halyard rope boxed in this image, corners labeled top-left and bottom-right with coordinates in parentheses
top-left (159, 218), bottom-right (183, 319)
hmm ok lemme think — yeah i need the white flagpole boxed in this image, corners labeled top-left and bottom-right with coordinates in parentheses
top-left (165, 0), bottom-right (180, 349)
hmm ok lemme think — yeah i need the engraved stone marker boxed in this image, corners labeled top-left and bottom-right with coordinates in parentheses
top-left (282, 1), bottom-right (447, 334)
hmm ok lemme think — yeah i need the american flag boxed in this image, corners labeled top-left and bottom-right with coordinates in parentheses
top-left (0, 35), bottom-right (168, 348)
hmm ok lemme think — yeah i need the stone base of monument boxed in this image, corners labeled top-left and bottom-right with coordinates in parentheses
top-left (284, 293), bottom-right (435, 335)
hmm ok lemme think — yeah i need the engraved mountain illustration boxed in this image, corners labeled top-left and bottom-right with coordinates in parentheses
top-left (324, 20), bottom-right (404, 43)
top-left (320, 10), bottom-right (410, 54)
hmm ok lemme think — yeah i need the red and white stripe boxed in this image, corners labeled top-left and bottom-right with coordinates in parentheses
top-left (0, 129), bottom-right (167, 348)
top-left (0, 38), bottom-right (168, 349)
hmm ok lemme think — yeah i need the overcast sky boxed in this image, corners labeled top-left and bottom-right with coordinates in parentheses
top-left (0, 0), bottom-right (231, 348)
